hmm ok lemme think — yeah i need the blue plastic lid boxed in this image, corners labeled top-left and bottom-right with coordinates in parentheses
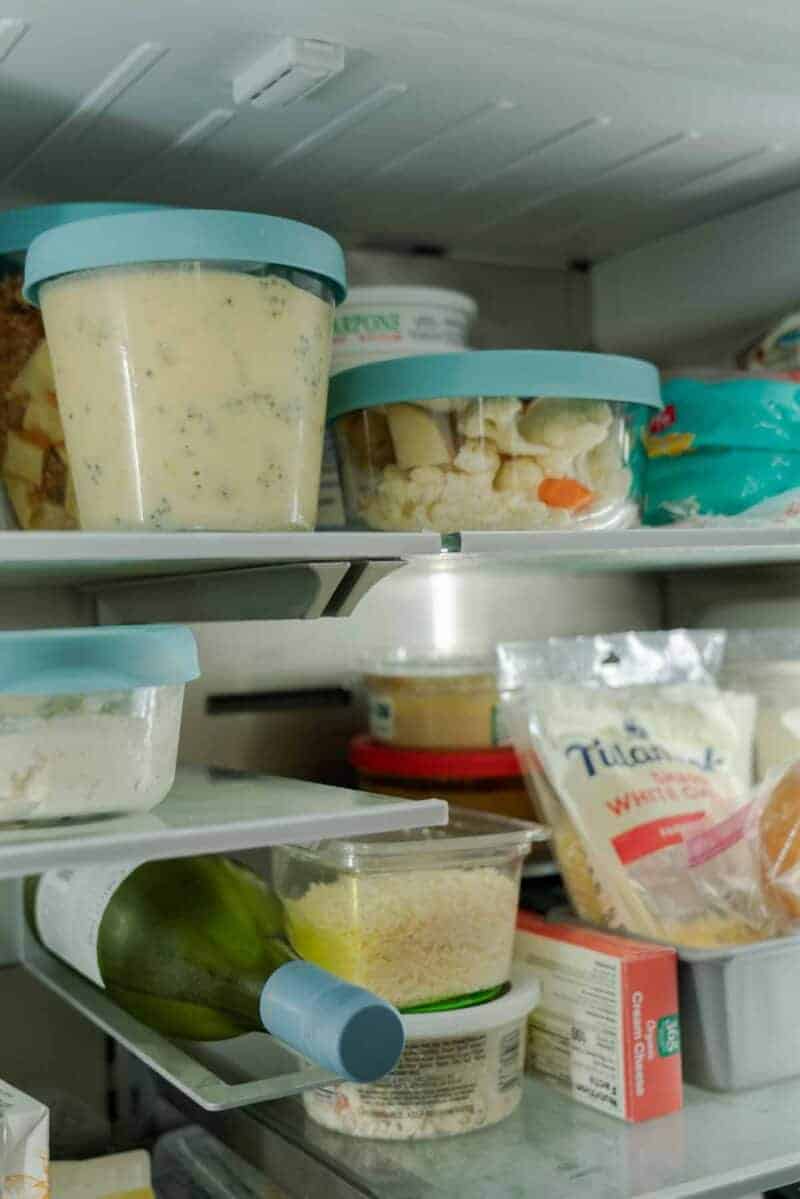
top-left (24, 208), bottom-right (347, 305)
top-left (261, 961), bottom-right (405, 1083)
top-left (327, 350), bottom-right (662, 420)
top-left (0, 624), bottom-right (199, 694)
top-left (0, 203), bottom-right (164, 257)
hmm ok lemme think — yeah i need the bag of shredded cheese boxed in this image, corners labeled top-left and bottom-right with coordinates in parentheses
top-left (500, 631), bottom-right (780, 947)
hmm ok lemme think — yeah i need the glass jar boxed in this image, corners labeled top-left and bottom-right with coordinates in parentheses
top-left (328, 351), bottom-right (659, 533)
top-left (0, 203), bottom-right (161, 530)
top-left (24, 209), bottom-right (346, 532)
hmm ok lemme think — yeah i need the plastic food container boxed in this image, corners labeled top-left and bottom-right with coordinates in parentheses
top-left (675, 935), bottom-right (800, 1091)
top-left (272, 807), bottom-right (545, 1010)
top-left (0, 624), bottom-right (198, 824)
top-left (303, 965), bottom-right (540, 1139)
top-left (349, 735), bottom-right (538, 825)
top-left (24, 209), bottom-right (347, 532)
top-left (0, 203), bottom-right (160, 530)
top-left (644, 370), bottom-right (800, 525)
top-left (329, 351), bottom-right (660, 533)
top-left (332, 286), bottom-right (476, 371)
top-left (363, 655), bottom-right (504, 748)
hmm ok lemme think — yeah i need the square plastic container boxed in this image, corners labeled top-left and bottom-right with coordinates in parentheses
top-left (328, 350), bottom-right (660, 533)
top-left (0, 204), bottom-right (161, 531)
top-left (303, 965), bottom-right (540, 1139)
top-left (676, 935), bottom-right (800, 1091)
top-left (0, 624), bottom-right (198, 825)
top-left (24, 209), bottom-right (347, 532)
top-left (272, 807), bottom-right (546, 1011)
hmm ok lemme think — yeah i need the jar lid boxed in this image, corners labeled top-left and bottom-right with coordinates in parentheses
top-left (350, 735), bottom-right (523, 780)
top-left (24, 208), bottom-right (347, 305)
top-left (0, 202), bottom-right (164, 256)
top-left (327, 350), bottom-right (661, 420)
top-left (0, 624), bottom-right (199, 694)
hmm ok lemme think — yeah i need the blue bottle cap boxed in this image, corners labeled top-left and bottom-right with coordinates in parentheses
top-left (260, 961), bottom-right (405, 1083)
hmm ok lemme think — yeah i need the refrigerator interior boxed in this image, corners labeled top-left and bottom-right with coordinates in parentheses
top-left (4, 1), bottom-right (800, 1194)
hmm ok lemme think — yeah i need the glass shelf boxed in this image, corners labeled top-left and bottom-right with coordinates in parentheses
top-left (0, 765), bottom-right (447, 880)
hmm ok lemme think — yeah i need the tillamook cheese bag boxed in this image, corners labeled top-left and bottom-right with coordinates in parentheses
top-left (500, 631), bottom-right (777, 947)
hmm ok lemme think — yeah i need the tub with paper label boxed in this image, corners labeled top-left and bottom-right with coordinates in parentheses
top-left (303, 965), bottom-right (540, 1139)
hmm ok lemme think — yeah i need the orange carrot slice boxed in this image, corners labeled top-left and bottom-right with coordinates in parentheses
top-left (538, 476), bottom-right (594, 510)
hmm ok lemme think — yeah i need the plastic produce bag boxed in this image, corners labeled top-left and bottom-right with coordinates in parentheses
top-left (499, 631), bottom-right (780, 947)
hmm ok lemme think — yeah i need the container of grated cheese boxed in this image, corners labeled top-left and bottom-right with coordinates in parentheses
top-left (272, 807), bottom-right (547, 1011)
top-left (303, 964), bottom-right (540, 1139)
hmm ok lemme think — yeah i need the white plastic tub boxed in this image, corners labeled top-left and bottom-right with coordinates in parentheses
top-left (24, 209), bottom-right (347, 532)
top-left (0, 625), bottom-right (198, 824)
top-left (303, 966), bottom-right (540, 1139)
top-left (332, 286), bottom-right (476, 369)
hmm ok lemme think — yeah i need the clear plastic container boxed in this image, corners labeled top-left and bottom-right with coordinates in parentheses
top-left (303, 965), bottom-right (540, 1140)
top-left (0, 624), bottom-right (198, 825)
top-left (328, 351), bottom-right (660, 533)
top-left (363, 654), bottom-right (504, 748)
top-left (272, 807), bottom-right (546, 1010)
top-left (0, 204), bottom-right (161, 531)
top-left (24, 209), bottom-right (347, 532)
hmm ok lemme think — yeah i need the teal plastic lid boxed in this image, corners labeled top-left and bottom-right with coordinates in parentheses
top-left (0, 203), bottom-right (164, 257)
top-left (327, 350), bottom-right (662, 420)
top-left (24, 208), bottom-right (347, 305)
top-left (0, 625), bottom-right (199, 694)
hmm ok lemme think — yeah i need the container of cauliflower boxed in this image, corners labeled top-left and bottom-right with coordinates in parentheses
top-left (328, 350), bottom-right (660, 533)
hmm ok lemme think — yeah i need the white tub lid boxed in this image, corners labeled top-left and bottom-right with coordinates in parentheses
top-left (402, 964), bottom-right (541, 1038)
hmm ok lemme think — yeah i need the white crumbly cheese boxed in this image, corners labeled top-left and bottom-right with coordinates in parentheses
top-left (0, 688), bottom-right (182, 822)
top-left (283, 866), bottom-right (519, 1008)
top-left (304, 1018), bottom-right (525, 1139)
top-left (356, 396), bottom-right (633, 533)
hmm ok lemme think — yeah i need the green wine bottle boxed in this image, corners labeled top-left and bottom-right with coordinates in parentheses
top-left (27, 856), bottom-right (404, 1082)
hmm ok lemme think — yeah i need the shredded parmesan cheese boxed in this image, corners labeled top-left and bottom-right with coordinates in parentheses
top-left (283, 866), bottom-right (519, 1008)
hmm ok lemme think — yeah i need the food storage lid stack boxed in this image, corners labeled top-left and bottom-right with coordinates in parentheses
top-left (0, 202), bottom-right (165, 257)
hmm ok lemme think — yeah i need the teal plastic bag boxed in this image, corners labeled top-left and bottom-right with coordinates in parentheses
top-left (643, 373), bottom-right (800, 524)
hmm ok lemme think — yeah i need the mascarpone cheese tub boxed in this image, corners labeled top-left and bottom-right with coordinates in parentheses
top-left (24, 209), bottom-right (347, 531)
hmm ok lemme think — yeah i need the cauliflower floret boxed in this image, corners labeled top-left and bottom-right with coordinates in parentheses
top-left (495, 457), bottom-right (544, 494)
top-left (405, 465), bottom-right (446, 506)
top-left (458, 397), bottom-right (522, 440)
top-left (454, 438), bottom-right (501, 475)
top-left (584, 433), bottom-right (632, 502)
top-left (518, 399), bottom-right (612, 452)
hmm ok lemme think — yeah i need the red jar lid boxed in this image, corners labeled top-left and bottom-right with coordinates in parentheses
top-left (349, 734), bottom-right (525, 781)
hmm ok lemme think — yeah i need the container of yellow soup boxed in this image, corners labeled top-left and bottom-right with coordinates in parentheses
top-left (24, 209), bottom-right (346, 531)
